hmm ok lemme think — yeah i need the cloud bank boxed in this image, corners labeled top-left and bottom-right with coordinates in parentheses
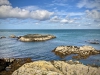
top-left (77, 0), bottom-right (100, 10)
top-left (85, 10), bottom-right (100, 22)
top-left (0, 0), bottom-right (10, 5)
top-left (0, 0), bottom-right (54, 21)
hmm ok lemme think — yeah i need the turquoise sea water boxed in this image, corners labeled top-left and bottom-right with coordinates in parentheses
top-left (0, 29), bottom-right (100, 65)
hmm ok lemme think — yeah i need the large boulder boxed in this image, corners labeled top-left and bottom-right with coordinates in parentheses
top-left (12, 60), bottom-right (100, 75)
top-left (18, 34), bottom-right (56, 42)
top-left (52, 46), bottom-right (100, 59)
top-left (12, 61), bottom-right (62, 75)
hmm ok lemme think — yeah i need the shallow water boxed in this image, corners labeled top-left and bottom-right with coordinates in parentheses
top-left (0, 29), bottom-right (100, 65)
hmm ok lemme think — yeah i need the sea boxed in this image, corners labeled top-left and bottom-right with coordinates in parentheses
top-left (0, 29), bottom-right (100, 65)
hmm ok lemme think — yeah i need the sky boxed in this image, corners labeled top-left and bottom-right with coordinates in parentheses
top-left (0, 0), bottom-right (100, 29)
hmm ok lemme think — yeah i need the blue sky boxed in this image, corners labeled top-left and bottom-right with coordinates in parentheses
top-left (0, 0), bottom-right (100, 29)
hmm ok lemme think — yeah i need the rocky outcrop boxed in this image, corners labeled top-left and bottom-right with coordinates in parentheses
top-left (18, 34), bottom-right (56, 42)
top-left (0, 36), bottom-right (6, 39)
top-left (9, 35), bottom-right (16, 38)
top-left (12, 60), bottom-right (100, 75)
top-left (52, 46), bottom-right (100, 59)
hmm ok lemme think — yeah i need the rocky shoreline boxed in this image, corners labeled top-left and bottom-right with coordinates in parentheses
top-left (0, 58), bottom-right (100, 75)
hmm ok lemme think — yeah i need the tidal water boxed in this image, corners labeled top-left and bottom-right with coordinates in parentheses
top-left (0, 29), bottom-right (100, 65)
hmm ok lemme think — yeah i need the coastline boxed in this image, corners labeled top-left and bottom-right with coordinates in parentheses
top-left (0, 58), bottom-right (100, 75)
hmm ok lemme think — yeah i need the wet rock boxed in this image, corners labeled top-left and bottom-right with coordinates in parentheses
top-left (0, 58), bottom-right (15, 72)
top-left (0, 59), bottom-right (6, 71)
top-left (52, 45), bottom-right (100, 59)
top-left (0, 58), bottom-right (32, 75)
top-left (9, 35), bottom-right (16, 38)
top-left (12, 60), bottom-right (100, 75)
top-left (18, 34), bottom-right (56, 42)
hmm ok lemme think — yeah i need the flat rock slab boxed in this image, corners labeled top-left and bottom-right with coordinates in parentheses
top-left (12, 60), bottom-right (100, 75)
top-left (52, 45), bottom-right (100, 59)
top-left (18, 34), bottom-right (56, 42)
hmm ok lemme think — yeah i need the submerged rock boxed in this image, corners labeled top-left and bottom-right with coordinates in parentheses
top-left (85, 40), bottom-right (99, 44)
top-left (52, 45), bottom-right (100, 59)
top-left (18, 34), bottom-right (56, 42)
top-left (0, 36), bottom-right (6, 39)
top-left (12, 60), bottom-right (100, 75)
top-left (90, 42), bottom-right (99, 44)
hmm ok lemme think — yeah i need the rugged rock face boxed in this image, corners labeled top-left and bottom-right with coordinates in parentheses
top-left (18, 34), bottom-right (56, 42)
top-left (52, 46), bottom-right (100, 59)
top-left (12, 60), bottom-right (100, 75)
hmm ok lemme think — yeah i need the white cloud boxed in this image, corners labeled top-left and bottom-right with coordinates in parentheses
top-left (77, 0), bottom-right (100, 10)
top-left (54, 10), bottom-right (85, 16)
top-left (50, 16), bottom-right (60, 22)
top-left (0, 5), bottom-right (54, 20)
top-left (85, 10), bottom-right (100, 21)
top-left (0, 0), bottom-right (10, 5)
top-left (22, 6), bottom-right (40, 11)
top-left (50, 15), bottom-right (75, 24)
top-left (60, 19), bottom-right (74, 24)
top-left (30, 10), bottom-right (54, 20)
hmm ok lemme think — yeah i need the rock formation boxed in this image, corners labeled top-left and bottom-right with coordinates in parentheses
top-left (12, 60), bottom-right (100, 75)
top-left (9, 35), bottom-right (16, 38)
top-left (0, 36), bottom-right (6, 39)
top-left (52, 46), bottom-right (100, 59)
top-left (18, 34), bottom-right (56, 42)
